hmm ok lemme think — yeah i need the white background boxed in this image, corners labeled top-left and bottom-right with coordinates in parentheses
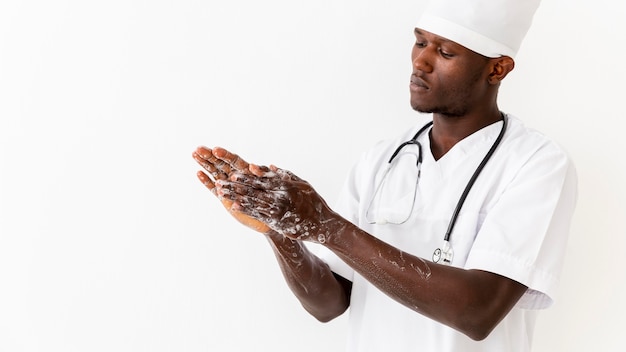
top-left (0, 0), bottom-right (624, 351)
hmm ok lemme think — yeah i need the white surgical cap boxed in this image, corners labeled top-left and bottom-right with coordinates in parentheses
top-left (415, 0), bottom-right (541, 58)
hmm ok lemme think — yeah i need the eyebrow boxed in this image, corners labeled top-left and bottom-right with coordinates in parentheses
top-left (414, 28), bottom-right (431, 37)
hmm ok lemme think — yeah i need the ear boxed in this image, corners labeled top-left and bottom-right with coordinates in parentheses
top-left (487, 56), bottom-right (515, 85)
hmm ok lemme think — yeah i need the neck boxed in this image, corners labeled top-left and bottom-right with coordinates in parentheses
top-left (429, 109), bottom-right (503, 160)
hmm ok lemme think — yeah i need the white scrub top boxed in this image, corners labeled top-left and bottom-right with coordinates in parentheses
top-left (317, 114), bottom-right (577, 352)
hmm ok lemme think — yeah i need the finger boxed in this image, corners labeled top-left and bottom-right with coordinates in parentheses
top-left (235, 195), bottom-right (281, 217)
top-left (229, 192), bottom-right (282, 222)
top-left (264, 165), bottom-right (301, 182)
top-left (196, 171), bottom-right (217, 195)
top-left (249, 164), bottom-right (276, 177)
top-left (192, 151), bottom-right (211, 169)
top-left (216, 179), bottom-right (284, 214)
top-left (229, 171), bottom-right (264, 186)
top-left (195, 148), bottom-right (233, 176)
top-left (229, 172), bottom-right (288, 193)
top-left (194, 146), bottom-right (212, 159)
top-left (273, 166), bottom-right (302, 181)
top-left (193, 147), bottom-right (231, 179)
top-left (213, 147), bottom-right (251, 173)
top-left (194, 146), bottom-right (222, 167)
top-left (193, 152), bottom-right (228, 181)
top-left (217, 178), bottom-right (265, 200)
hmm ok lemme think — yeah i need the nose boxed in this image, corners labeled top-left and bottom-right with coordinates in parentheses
top-left (412, 47), bottom-right (433, 73)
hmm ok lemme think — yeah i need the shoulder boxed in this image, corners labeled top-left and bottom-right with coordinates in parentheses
top-left (502, 114), bottom-right (575, 171)
top-left (493, 114), bottom-right (578, 211)
top-left (504, 115), bottom-right (570, 155)
top-left (476, 114), bottom-right (577, 208)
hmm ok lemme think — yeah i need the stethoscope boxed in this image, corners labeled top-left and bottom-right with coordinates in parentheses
top-left (387, 113), bottom-right (508, 265)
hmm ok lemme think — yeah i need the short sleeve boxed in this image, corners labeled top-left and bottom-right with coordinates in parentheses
top-left (465, 143), bottom-right (578, 309)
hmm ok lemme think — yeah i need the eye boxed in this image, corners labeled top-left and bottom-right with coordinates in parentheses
top-left (439, 48), bottom-right (454, 58)
top-left (415, 41), bottom-right (426, 48)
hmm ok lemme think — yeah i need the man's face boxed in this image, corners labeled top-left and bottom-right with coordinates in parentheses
top-left (410, 28), bottom-right (491, 117)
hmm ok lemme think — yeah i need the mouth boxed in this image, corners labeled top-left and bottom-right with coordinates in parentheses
top-left (410, 74), bottom-right (429, 91)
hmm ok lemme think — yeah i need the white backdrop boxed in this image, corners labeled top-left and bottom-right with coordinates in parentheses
top-left (1, 0), bottom-right (624, 351)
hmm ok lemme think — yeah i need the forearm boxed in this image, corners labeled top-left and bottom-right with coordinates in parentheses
top-left (265, 231), bottom-right (350, 322)
top-left (324, 217), bottom-right (524, 340)
top-left (325, 221), bottom-right (442, 314)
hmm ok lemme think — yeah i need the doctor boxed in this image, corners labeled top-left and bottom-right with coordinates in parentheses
top-left (192, 0), bottom-right (577, 350)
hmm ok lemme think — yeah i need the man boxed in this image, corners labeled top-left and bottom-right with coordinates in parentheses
top-left (192, 0), bottom-right (577, 350)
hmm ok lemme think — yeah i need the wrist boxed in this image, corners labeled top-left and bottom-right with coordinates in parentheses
top-left (314, 208), bottom-right (350, 246)
top-left (264, 229), bottom-right (284, 242)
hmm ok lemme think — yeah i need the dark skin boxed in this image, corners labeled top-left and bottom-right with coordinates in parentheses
top-left (193, 28), bottom-right (526, 341)
top-left (192, 147), bottom-right (351, 322)
top-left (410, 28), bottom-right (515, 158)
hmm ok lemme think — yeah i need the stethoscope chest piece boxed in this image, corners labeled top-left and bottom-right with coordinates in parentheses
top-left (432, 240), bottom-right (454, 265)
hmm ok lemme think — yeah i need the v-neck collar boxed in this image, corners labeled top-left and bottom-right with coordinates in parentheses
top-left (421, 119), bottom-right (505, 177)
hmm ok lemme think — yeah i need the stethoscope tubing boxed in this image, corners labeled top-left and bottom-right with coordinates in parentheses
top-left (405, 114), bottom-right (507, 254)
top-left (378, 113), bottom-right (508, 264)
top-left (443, 114), bottom-right (508, 241)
